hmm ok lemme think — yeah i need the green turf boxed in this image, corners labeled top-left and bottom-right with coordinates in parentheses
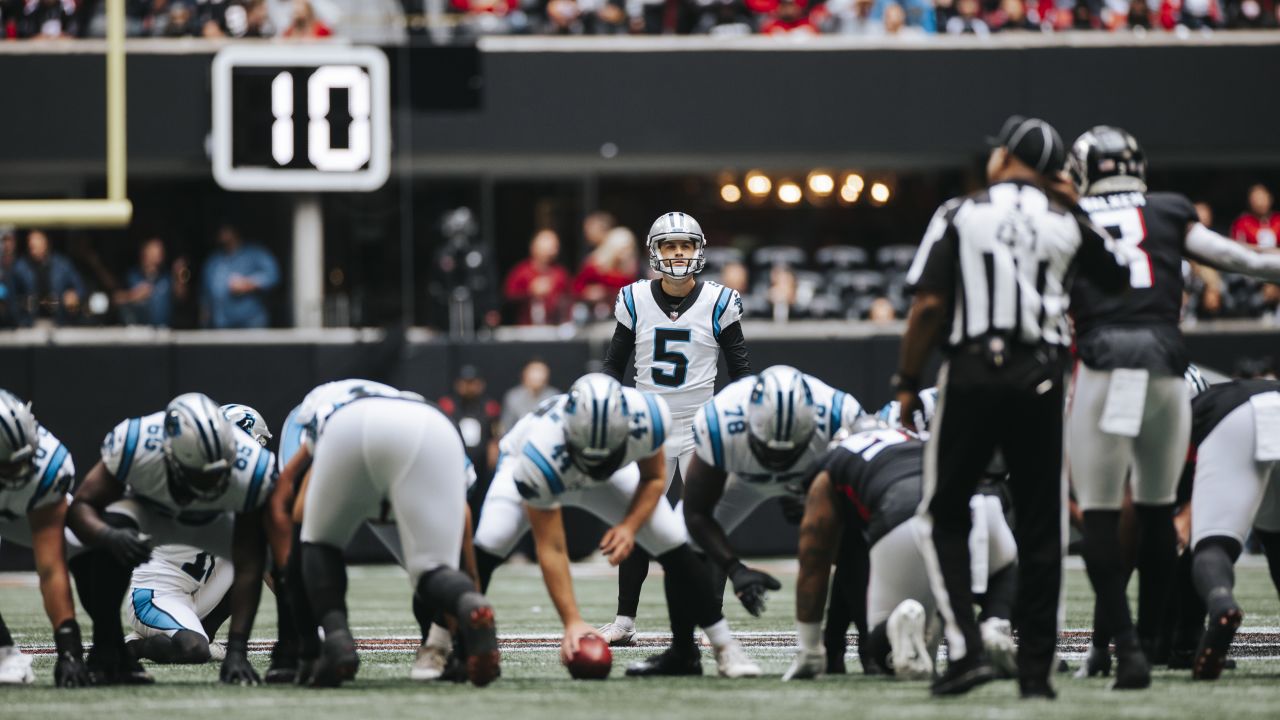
top-left (2, 560), bottom-right (1279, 719)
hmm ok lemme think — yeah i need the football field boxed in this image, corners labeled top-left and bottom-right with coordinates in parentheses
top-left (2, 559), bottom-right (1278, 719)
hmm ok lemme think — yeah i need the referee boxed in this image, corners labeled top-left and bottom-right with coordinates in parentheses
top-left (893, 116), bottom-right (1130, 699)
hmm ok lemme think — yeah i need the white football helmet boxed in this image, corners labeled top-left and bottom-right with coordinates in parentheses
top-left (0, 389), bottom-right (39, 490)
top-left (562, 373), bottom-right (631, 479)
top-left (647, 212), bottom-right (707, 280)
top-left (164, 392), bottom-right (238, 502)
top-left (875, 388), bottom-right (939, 433)
top-left (221, 403), bottom-right (272, 448)
top-left (746, 366), bottom-right (817, 471)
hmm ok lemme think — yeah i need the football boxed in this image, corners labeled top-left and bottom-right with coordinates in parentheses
top-left (565, 635), bottom-right (612, 680)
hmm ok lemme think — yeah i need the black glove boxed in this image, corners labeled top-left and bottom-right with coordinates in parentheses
top-left (728, 561), bottom-right (782, 617)
top-left (101, 527), bottom-right (153, 567)
top-left (53, 620), bottom-right (91, 688)
top-left (220, 632), bottom-right (261, 686)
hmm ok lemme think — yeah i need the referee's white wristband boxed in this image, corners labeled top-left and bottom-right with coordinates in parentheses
top-left (796, 621), bottom-right (823, 652)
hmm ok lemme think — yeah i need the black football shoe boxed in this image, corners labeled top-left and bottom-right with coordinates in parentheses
top-left (265, 641), bottom-right (299, 684)
top-left (309, 629), bottom-right (359, 688)
top-left (456, 593), bottom-right (500, 687)
top-left (1192, 606), bottom-right (1242, 681)
top-left (625, 646), bottom-right (703, 677)
top-left (930, 653), bottom-right (995, 697)
top-left (1110, 641), bottom-right (1151, 690)
top-left (1019, 678), bottom-right (1058, 700)
top-left (1074, 644), bottom-right (1111, 679)
top-left (87, 645), bottom-right (154, 686)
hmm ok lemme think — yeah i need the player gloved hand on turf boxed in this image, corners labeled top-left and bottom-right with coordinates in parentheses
top-left (220, 632), bottom-right (261, 686)
top-left (101, 527), bottom-right (153, 567)
top-left (728, 561), bottom-right (781, 617)
top-left (52, 620), bottom-right (91, 688)
top-left (561, 620), bottom-right (604, 665)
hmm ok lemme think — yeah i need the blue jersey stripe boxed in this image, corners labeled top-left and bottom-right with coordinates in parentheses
top-left (243, 448), bottom-right (271, 512)
top-left (623, 286), bottom-right (637, 328)
top-left (278, 405), bottom-right (305, 468)
top-left (644, 394), bottom-right (665, 450)
top-left (712, 288), bottom-right (731, 339)
top-left (132, 589), bottom-right (187, 632)
top-left (704, 403), bottom-right (724, 468)
top-left (831, 391), bottom-right (845, 433)
top-left (523, 443), bottom-right (564, 495)
top-left (27, 443), bottom-right (69, 511)
top-left (117, 418), bottom-right (142, 482)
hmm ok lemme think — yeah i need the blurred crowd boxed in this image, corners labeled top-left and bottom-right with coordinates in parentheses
top-left (431, 0), bottom-right (1279, 38)
top-left (0, 0), bottom-right (333, 39)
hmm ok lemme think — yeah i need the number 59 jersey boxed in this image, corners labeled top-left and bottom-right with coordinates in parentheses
top-left (101, 412), bottom-right (277, 519)
top-left (692, 374), bottom-right (863, 494)
top-left (615, 279), bottom-right (743, 421)
top-left (502, 388), bottom-right (672, 509)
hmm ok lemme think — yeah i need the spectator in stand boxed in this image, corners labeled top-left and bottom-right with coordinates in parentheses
top-left (825, 0), bottom-right (883, 34)
top-left (583, 0), bottom-right (631, 33)
top-left (538, 0), bottom-right (588, 33)
top-left (881, 1), bottom-right (927, 33)
top-left (115, 237), bottom-right (174, 327)
top-left (439, 364), bottom-right (502, 511)
top-left (200, 223), bottom-right (280, 329)
top-left (1070, 0), bottom-right (1101, 28)
top-left (500, 358), bottom-right (559, 433)
top-left (1189, 201), bottom-right (1225, 318)
top-left (766, 265), bottom-right (808, 321)
top-left (138, 0), bottom-right (200, 36)
top-left (719, 260), bottom-right (750, 294)
top-left (1225, 0), bottom-right (1278, 28)
top-left (573, 226), bottom-right (638, 321)
top-left (11, 229), bottom-right (84, 327)
top-left (990, 0), bottom-right (1041, 29)
top-left (503, 229), bottom-right (570, 325)
top-left (1106, 0), bottom-right (1153, 29)
top-left (1231, 184), bottom-right (1280, 250)
top-left (0, 228), bottom-right (17, 327)
top-left (693, 0), bottom-right (754, 34)
top-left (451, 0), bottom-right (530, 35)
top-left (18, 0), bottom-right (78, 37)
top-left (759, 0), bottom-right (819, 33)
top-left (867, 296), bottom-right (897, 322)
top-left (945, 0), bottom-right (990, 32)
top-left (1178, 0), bottom-right (1218, 28)
top-left (582, 210), bottom-right (615, 254)
top-left (199, 0), bottom-right (273, 38)
top-left (281, 0), bottom-right (331, 37)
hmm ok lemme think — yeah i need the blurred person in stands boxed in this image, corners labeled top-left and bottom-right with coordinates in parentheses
top-left (1225, 0), bottom-right (1277, 27)
top-left (500, 359), bottom-right (559, 434)
top-left (759, 0), bottom-right (819, 33)
top-left (881, 2), bottom-right (927, 33)
top-left (281, 0), bottom-right (330, 37)
top-left (115, 237), bottom-right (173, 328)
top-left (200, 223), bottom-right (279, 329)
top-left (1231, 184), bottom-right (1280, 250)
top-left (17, 0), bottom-right (79, 38)
top-left (199, 0), bottom-right (274, 37)
top-left (0, 228), bottom-right (16, 327)
top-left (439, 364), bottom-right (502, 513)
top-left (718, 261), bottom-right (749, 294)
top-left (990, 0), bottom-right (1040, 30)
top-left (767, 265), bottom-right (808, 321)
top-left (1176, 0), bottom-right (1218, 28)
top-left (945, 0), bottom-right (990, 32)
top-left (574, 226), bottom-right (638, 321)
top-left (583, 0), bottom-right (631, 33)
top-left (1189, 202), bottom-right (1225, 318)
top-left (1104, 0), bottom-right (1153, 28)
top-left (139, 0), bottom-right (199, 36)
top-left (693, 0), bottom-right (754, 34)
top-left (583, 212), bottom-right (615, 253)
top-left (867, 296), bottom-right (897, 323)
top-left (450, 0), bottom-right (530, 35)
top-left (11, 230), bottom-right (84, 327)
top-left (824, 0), bottom-right (883, 33)
top-left (538, 0), bottom-right (587, 33)
top-left (503, 229), bottom-right (569, 326)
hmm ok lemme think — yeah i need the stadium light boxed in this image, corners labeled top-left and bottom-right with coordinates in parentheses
top-left (720, 183), bottom-right (742, 204)
top-left (870, 182), bottom-right (891, 204)
top-left (844, 173), bottom-right (865, 193)
top-left (807, 171), bottom-right (835, 196)
top-left (777, 181), bottom-right (803, 205)
top-left (745, 171), bottom-right (772, 197)
top-left (840, 183), bottom-right (860, 203)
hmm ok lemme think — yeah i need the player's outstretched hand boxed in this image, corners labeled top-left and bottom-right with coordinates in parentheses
top-left (728, 562), bottom-right (782, 617)
top-left (102, 527), bottom-right (153, 567)
top-left (221, 635), bottom-right (261, 686)
top-left (561, 621), bottom-right (603, 664)
top-left (599, 524), bottom-right (636, 566)
top-left (781, 649), bottom-right (826, 681)
top-left (52, 620), bottom-right (91, 688)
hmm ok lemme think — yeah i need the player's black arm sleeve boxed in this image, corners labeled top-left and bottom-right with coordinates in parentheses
top-left (1076, 219), bottom-right (1130, 293)
top-left (66, 461), bottom-right (125, 545)
top-left (601, 322), bottom-right (635, 382)
top-left (227, 508), bottom-right (268, 639)
top-left (717, 323), bottom-right (752, 380)
top-left (682, 455), bottom-right (737, 569)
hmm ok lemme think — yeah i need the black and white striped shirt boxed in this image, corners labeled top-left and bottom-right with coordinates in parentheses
top-left (906, 180), bottom-right (1128, 350)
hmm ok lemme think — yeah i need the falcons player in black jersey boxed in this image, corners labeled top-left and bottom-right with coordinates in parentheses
top-left (1065, 126), bottom-right (1280, 689)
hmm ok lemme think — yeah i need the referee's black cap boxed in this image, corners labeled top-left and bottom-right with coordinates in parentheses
top-left (987, 115), bottom-right (1066, 175)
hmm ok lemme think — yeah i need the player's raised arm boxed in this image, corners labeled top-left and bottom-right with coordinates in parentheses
top-left (1185, 221), bottom-right (1280, 281)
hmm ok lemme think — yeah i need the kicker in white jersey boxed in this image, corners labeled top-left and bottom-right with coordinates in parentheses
top-left (614, 279), bottom-right (743, 420)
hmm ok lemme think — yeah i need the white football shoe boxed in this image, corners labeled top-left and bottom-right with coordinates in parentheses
top-left (980, 617), bottom-right (1017, 678)
top-left (411, 643), bottom-right (449, 681)
top-left (888, 599), bottom-right (933, 680)
top-left (781, 648), bottom-right (825, 681)
top-left (597, 619), bottom-right (637, 647)
top-left (714, 640), bottom-right (762, 678)
top-left (0, 647), bottom-right (35, 685)
top-left (208, 640), bottom-right (227, 663)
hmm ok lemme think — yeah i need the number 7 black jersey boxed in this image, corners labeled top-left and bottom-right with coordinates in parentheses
top-left (1071, 191), bottom-right (1199, 356)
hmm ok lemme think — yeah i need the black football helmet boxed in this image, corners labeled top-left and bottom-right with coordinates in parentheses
top-left (1068, 126), bottom-right (1147, 196)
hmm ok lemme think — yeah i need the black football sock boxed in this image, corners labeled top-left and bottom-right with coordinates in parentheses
top-left (201, 590), bottom-right (232, 640)
top-left (1253, 528), bottom-right (1280, 600)
top-left (1192, 536), bottom-right (1242, 618)
top-left (1082, 510), bottom-right (1137, 646)
top-left (862, 622), bottom-right (892, 676)
top-left (616, 545), bottom-right (651, 619)
top-left (978, 564), bottom-right (1017, 623)
top-left (1134, 503), bottom-right (1177, 656)
top-left (823, 573), bottom-right (852, 666)
top-left (287, 524), bottom-right (320, 659)
top-left (476, 547), bottom-right (505, 595)
top-left (417, 567), bottom-right (478, 625)
top-left (0, 611), bottom-right (13, 647)
top-left (70, 548), bottom-right (131, 658)
top-left (301, 542), bottom-right (350, 636)
top-left (1170, 549), bottom-right (1205, 655)
top-left (268, 563), bottom-right (296, 656)
top-left (704, 553), bottom-right (729, 618)
top-left (656, 545), bottom-right (720, 655)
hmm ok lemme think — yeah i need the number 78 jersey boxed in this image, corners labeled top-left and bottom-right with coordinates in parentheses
top-left (692, 374), bottom-right (863, 494)
top-left (615, 279), bottom-right (743, 421)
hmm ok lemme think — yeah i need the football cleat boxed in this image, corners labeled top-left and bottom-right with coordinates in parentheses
top-left (309, 629), bottom-right (359, 688)
top-left (87, 646), bottom-right (154, 686)
top-left (411, 642), bottom-right (449, 681)
top-left (888, 600), bottom-right (933, 680)
top-left (781, 648), bottom-right (825, 681)
top-left (457, 593), bottom-right (501, 687)
top-left (980, 618), bottom-right (1017, 679)
top-left (0, 647), bottom-right (35, 685)
top-left (714, 640), bottom-right (761, 678)
top-left (1192, 606), bottom-right (1243, 681)
top-left (597, 620), bottom-right (637, 647)
top-left (1075, 644), bottom-right (1111, 678)
top-left (265, 641), bottom-right (299, 684)
top-left (1110, 637), bottom-right (1150, 690)
top-left (626, 647), bottom-right (703, 677)
top-left (930, 653), bottom-right (996, 697)
top-left (1020, 678), bottom-right (1058, 700)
